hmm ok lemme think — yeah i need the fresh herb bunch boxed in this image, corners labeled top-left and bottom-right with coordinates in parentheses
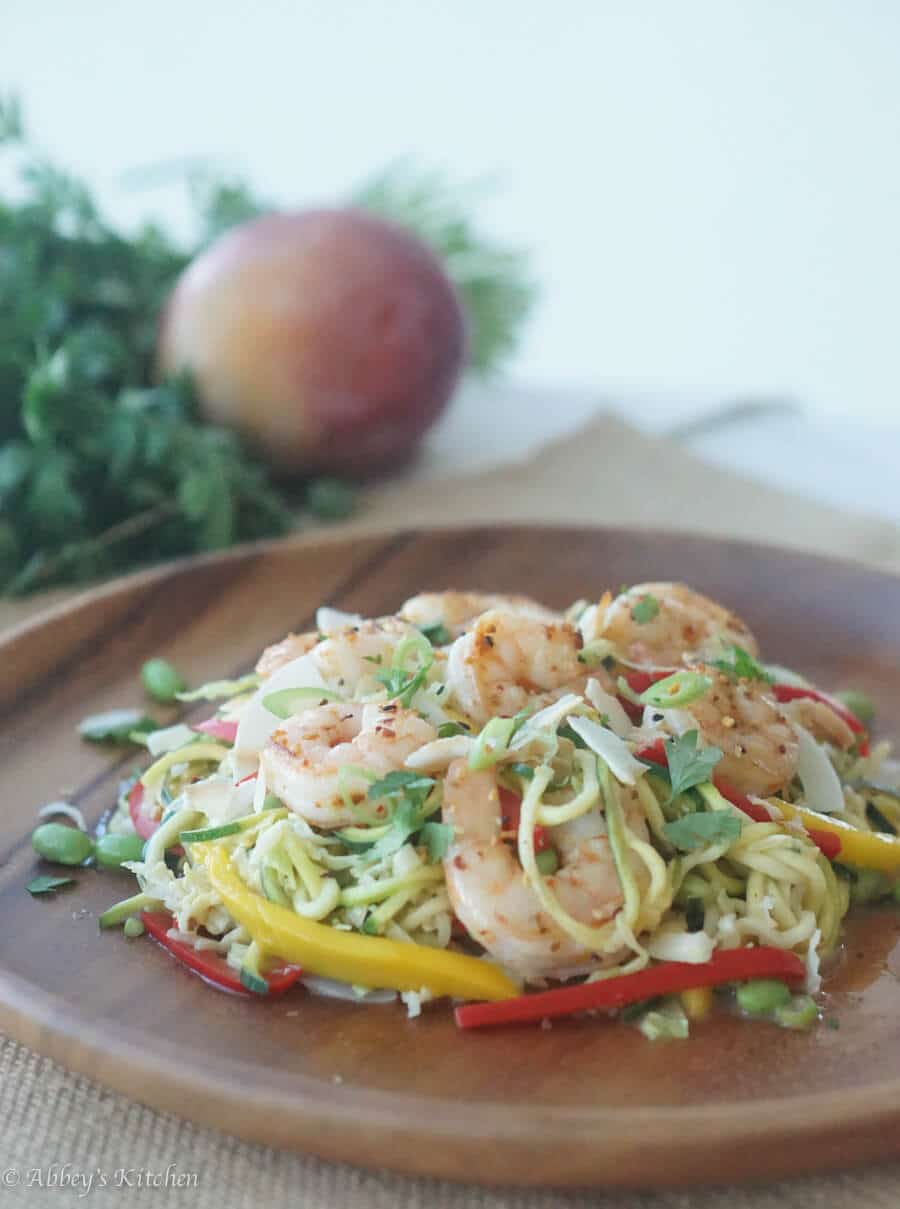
top-left (0, 100), bottom-right (534, 594)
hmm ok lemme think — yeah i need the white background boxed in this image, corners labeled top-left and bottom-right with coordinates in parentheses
top-left (5, 1), bottom-right (899, 514)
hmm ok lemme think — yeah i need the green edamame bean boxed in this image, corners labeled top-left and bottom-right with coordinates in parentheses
top-left (735, 978), bottom-right (792, 1016)
top-left (123, 917), bottom-right (145, 939)
top-left (140, 657), bottom-right (185, 703)
top-left (835, 690), bottom-right (875, 726)
top-left (94, 832), bottom-right (146, 869)
top-left (31, 822), bottom-right (95, 866)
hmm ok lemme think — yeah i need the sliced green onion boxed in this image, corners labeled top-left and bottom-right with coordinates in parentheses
top-left (469, 716), bottom-right (517, 770)
top-left (638, 670), bottom-right (712, 709)
top-left (437, 721), bottom-right (469, 739)
top-left (263, 686), bottom-right (343, 719)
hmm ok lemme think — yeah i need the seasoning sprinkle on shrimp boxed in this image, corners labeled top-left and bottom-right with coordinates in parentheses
top-left (261, 701), bottom-right (437, 827)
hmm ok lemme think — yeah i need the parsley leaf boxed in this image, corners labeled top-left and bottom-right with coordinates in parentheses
top-left (0, 100), bottom-right (535, 595)
top-left (663, 811), bottom-right (741, 852)
top-left (27, 875), bottom-right (75, 896)
top-left (664, 730), bottom-right (723, 803)
top-left (366, 770), bottom-right (437, 855)
top-left (368, 770), bottom-right (435, 804)
top-left (710, 645), bottom-right (773, 684)
top-left (631, 594), bottom-right (660, 624)
top-left (78, 709), bottom-right (157, 744)
top-left (374, 664), bottom-right (428, 707)
top-left (420, 821), bottom-right (454, 863)
top-left (418, 621), bottom-right (452, 646)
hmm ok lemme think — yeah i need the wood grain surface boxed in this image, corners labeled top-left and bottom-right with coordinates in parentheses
top-left (3, 525), bottom-right (900, 1189)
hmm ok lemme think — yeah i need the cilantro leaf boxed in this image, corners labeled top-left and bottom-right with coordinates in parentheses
top-left (631, 594), bottom-right (660, 625)
top-left (27, 875), bottom-right (75, 896)
top-left (419, 821), bottom-right (454, 863)
top-left (418, 621), bottom-right (452, 646)
top-left (664, 730), bottom-right (723, 803)
top-left (367, 770), bottom-right (435, 803)
top-left (710, 644), bottom-right (773, 684)
top-left (366, 770), bottom-right (437, 855)
top-left (663, 811), bottom-right (741, 852)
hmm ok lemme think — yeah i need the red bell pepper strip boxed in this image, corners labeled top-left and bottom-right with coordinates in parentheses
top-left (193, 718), bottom-right (238, 743)
top-left (499, 787), bottom-right (551, 853)
top-left (128, 780), bottom-right (160, 841)
top-left (455, 945), bottom-right (806, 1029)
top-left (140, 911), bottom-right (303, 996)
top-left (771, 684), bottom-right (869, 755)
top-left (636, 738), bottom-right (668, 768)
top-left (715, 778), bottom-right (841, 860)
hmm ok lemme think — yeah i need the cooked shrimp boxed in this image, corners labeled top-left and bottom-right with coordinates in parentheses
top-left (782, 698), bottom-right (856, 751)
top-left (256, 632), bottom-right (320, 679)
top-left (400, 591), bottom-right (559, 640)
top-left (442, 761), bottom-right (643, 979)
top-left (601, 582), bottom-right (759, 667)
top-left (446, 610), bottom-right (593, 725)
top-left (257, 616), bottom-right (420, 691)
top-left (261, 701), bottom-right (437, 828)
top-left (661, 667), bottom-right (799, 797)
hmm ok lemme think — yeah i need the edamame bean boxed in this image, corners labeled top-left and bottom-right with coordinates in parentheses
top-left (735, 978), bottom-right (792, 1016)
top-left (31, 822), bottom-right (94, 866)
top-left (123, 917), bottom-right (145, 939)
top-left (94, 832), bottom-right (146, 869)
top-left (140, 657), bottom-right (185, 703)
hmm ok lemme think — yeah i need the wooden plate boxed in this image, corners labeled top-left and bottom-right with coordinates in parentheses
top-left (3, 525), bottom-right (900, 1189)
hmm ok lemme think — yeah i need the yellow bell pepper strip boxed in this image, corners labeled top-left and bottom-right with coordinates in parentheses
top-left (198, 844), bottom-right (519, 1002)
top-left (680, 986), bottom-right (713, 1021)
top-left (769, 797), bottom-right (900, 875)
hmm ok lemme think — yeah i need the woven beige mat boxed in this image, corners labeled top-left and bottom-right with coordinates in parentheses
top-left (3, 412), bottom-right (900, 1207)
